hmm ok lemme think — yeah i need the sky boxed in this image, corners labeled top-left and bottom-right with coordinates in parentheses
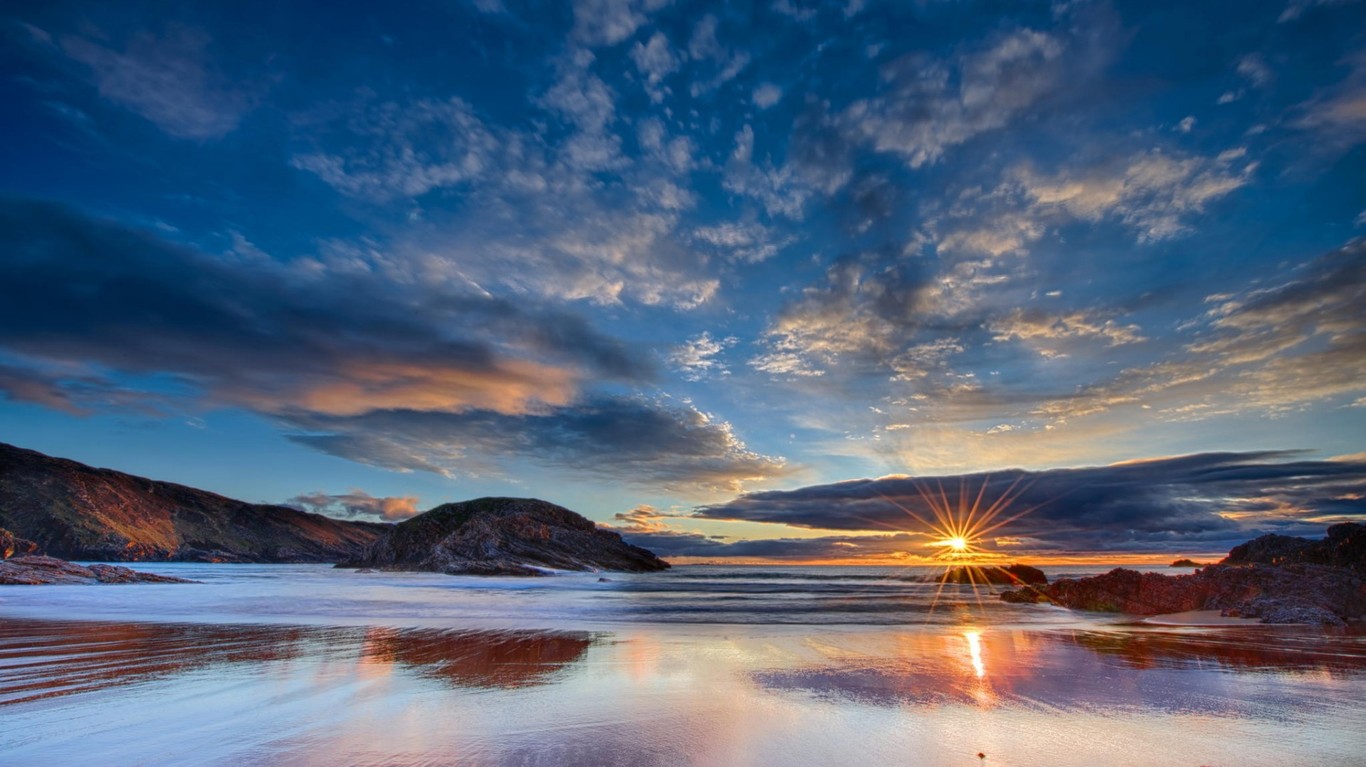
top-left (1, 0), bottom-right (1363, 562)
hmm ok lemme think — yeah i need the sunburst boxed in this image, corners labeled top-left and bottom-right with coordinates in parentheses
top-left (875, 474), bottom-right (1051, 616)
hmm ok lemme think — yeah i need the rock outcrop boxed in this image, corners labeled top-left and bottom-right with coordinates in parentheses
top-left (1223, 522), bottom-right (1365, 572)
top-left (943, 563), bottom-right (1047, 585)
top-left (0, 442), bottom-right (385, 562)
top-left (1, 528), bottom-right (40, 560)
top-left (1001, 526), bottom-right (1366, 626)
top-left (0, 555), bottom-right (193, 585)
top-left (341, 497), bottom-right (670, 576)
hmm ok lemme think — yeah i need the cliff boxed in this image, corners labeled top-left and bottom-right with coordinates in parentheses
top-left (0, 442), bottom-right (384, 562)
top-left (341, 496), bottom-right (670, 576)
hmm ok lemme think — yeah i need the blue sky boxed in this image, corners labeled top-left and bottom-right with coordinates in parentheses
top-left (1, 0), bottom-right (1363, 559)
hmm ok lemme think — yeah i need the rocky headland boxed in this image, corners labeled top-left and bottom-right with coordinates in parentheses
top-left (340, 497), bottom-right (670, 576)
top-left (1001, 523), bottom-right (1366, 626)
top-left (0, 442), bottom-right (384, 563)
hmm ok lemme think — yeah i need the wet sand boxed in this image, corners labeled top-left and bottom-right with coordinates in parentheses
top-left (1143, 610), bottom-right (1267, 626)
top-left (3, 616), bottom-right (1364, 766)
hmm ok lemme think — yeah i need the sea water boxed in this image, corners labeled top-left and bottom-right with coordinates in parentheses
top-left (1, 564), bottom-right (1363, 766)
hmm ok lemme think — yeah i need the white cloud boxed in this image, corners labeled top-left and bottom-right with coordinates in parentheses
top-left (1013, 147), bottom-right (1256, 242)
top-left (1278, 0), bottom-right (1360, 23)
top-left (572, 0), bottom-right (671, 47)
top-left (630, 32), bottom-right (679, 102)
top-left (843, 28), bottom-right (1070, 168)
top-left (1292, 52), bottom-right (1366, 146)
top-left (1236, 53), bottom-right (1272, 87)
top-left (752, 83), bottom-right (783, 109)
top-left (291, 97), bottom-right (500, 200)
top-left (691, 221), bottom-right (787, 263)
top-left (670, 332), bottom-right (738, 380)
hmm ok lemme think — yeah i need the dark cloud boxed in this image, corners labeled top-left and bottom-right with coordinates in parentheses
top-left (619, 530), bottom-right (928, 560)
top-left (0, 200), bottom-right (789, 493)
top-left (287, 490), bottom-right (419, 521)
top-left (285, 395), bottom-right (788, 493)
top-left (0, 198), bottom-right (652, 419)
top-left (695, 452), bottom-right (1366, 552)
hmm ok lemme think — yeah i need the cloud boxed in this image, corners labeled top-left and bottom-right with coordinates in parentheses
top-left (690, 220), bottom-right (786, 263)
top-left (610, 504), bottom-right (674, 533)
top-left (619, 529), bottom-right (930, 560)
top-left (59, 24), bottom-right (256, 139)
top-left (990, 308), bottom-right (1144, 357)
top-left (751, 253), bottom-right (935, 376)
top-left (722, 124), bottom-right (821, 219)
top-left (669, 332), bottom-right (737, 380)
top-left (288, 490), bottom-right (420, 521)
top-left (686, 14), bottom-right (751, 96)
top-left (0, 199), bottom-right (650, 419)
top-left (1279, 0), bottom-right (1360, 23)
top-left (285, 395), bottom-right (788, 494)
top-left (0, 202), bottom-right (789, 494)
top-left (291, 97), bottom-right (500, 201)
top-left (695, 451), bottom-right (1366, 553)
top-left (1236, 54), bottom-right (1272, 88)
top-left (1292, 52), bottom-right (1366, 148)
top-left (752, 83), bottom-right (783, 109)
top-left (1009, 148), bottom-right (1256, 243)
top-left (841, 28), bottom-right (1071, 168)
top-left (572, 0), bottom-right (670, 47)
top-left (630, 32), bottom-right (679, 102)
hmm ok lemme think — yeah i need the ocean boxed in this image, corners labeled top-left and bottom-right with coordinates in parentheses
top-left (2, 563), bottom-right (1363, 765)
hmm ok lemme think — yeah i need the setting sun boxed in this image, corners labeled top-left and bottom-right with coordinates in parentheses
top-left (943, 537), bottom-right (969, 552)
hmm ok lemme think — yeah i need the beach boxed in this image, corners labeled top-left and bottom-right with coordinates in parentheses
top-left (2, 564), bottom-right (1363, 766)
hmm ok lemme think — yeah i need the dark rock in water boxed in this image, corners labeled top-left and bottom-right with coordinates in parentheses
top-left (1, 528), bottom-right (40, 560)
top-left (341, 497), bottom-right (670, 576)
top-left (1000, 562), bottom-right (1366, 626)
top-left (0, 555), bottom-right (194, 585)
top-left (0, 441), bottom-right (384, 563)
top-left (1223, 522), bottom-right (1365, 572)
top-left (943, 563), bottom-right (1047, 586)
top-left (1169, 559), bottom-right (1208, 568)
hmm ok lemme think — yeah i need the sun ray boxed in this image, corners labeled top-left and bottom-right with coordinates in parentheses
top-left (873, 474), bottom-right (1052, 620)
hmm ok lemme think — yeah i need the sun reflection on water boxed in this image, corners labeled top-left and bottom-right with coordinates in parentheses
top-left (965, 630), bottom-right (986, 679)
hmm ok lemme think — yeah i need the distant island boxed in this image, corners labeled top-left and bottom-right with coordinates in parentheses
top-left (0, 442), bottom-right (669, 576)
top-left (339, 497), bottom-right (670, 576)
top-left (1169, 559), bottom-right (1211, 567)
top-left (1002, 523), bottom-right (1366, 626)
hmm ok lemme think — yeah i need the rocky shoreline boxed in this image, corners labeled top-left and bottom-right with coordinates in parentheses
top-left (0, 529), bottom-right (193, 585)
top-left (1001, 523), bottom-right (1365, 626)
top-left (0, 555), bottom-right (195, 585)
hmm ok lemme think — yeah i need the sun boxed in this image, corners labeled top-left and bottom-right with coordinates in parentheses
top-left (942, 536), bottom-right (969, 552)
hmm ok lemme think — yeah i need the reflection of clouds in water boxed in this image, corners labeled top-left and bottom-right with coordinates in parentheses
top-left (0, 619), bottom-right (597, 706)
top-left (2, 619), bottom-right (1364, 766)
